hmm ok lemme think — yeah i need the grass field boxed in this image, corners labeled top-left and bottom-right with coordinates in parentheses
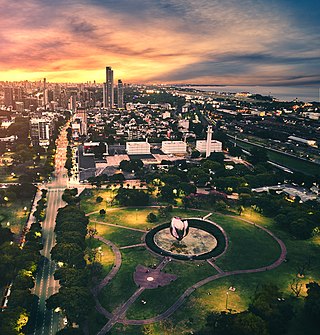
top-left (0, 201), bottom-right (31, 234)
top-left (98, 248), bottom-right (159, 312)
top-left (81, 193), bottom-right (320, 335)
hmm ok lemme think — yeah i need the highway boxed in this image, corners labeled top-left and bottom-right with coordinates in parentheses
top-left (30, 126), bottom-right (70, 335)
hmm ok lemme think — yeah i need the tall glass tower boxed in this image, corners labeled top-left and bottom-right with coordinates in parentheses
top-left (103, 66), bottom-right (114, 108)
top-left (117, 79), bottom-right (124, 109)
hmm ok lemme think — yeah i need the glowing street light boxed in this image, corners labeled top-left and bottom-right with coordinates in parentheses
top-left (225, 291), bottom-right (229, 310)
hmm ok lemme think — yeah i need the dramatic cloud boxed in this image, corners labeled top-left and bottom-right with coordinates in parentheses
top-left (0, 0), bottom-right (319, 85)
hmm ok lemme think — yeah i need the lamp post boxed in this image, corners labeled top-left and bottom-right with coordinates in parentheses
top-left (225, 291), bottom-right (229, 310)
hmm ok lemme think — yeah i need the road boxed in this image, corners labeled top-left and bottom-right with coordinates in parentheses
top-left (30, 126), bottom-right (70, 335)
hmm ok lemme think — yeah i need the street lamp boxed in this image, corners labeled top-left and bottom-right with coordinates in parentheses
top-left (225, 291), bottom-right (229, 310)
top-left (23, 207), bottom-right (28, 215)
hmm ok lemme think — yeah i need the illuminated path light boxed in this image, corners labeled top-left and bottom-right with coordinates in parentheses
top-left (92, 212), bottom-right (287, 334)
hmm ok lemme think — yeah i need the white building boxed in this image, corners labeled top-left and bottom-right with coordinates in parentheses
top-left (162, 141), bottom-right (187, 154)
top-left (162, 111), bottom-right (171, 119)
top-left (126, 141), bottom-right (151, 155)
top-left (83, 142), bottom-right (108, 156)
top-left (196, 140), bottom-right (222, 154)
top-left (30, 118), bottom-right (52, 147)
top-left (178, 119), bottom-right (189, 132)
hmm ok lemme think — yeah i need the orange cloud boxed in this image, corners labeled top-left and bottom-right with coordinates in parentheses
top-left (0, 0), bottom-right (319, 85)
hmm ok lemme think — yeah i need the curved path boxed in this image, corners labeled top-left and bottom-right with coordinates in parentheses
top-left (91, 236), bottom-right (122, 320)
top-left (120, 215), bottom-right (287, 326)
top-left (92, 210), bottom-right (287, 331)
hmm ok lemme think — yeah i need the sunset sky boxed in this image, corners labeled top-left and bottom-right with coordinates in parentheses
top-left (0, 0), bottom-right (319, 85)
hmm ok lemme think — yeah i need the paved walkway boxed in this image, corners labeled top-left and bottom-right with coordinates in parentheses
top-left (207, 259), bottom-right (224, 273)
top-left (121, 216), bottom-right (287, 326)
top-left (91, 209), bottom-right (287, 331)
top-left (202, 212), bottom-right (213, 220)
top-left (96, 257), bottom-right (169, 335)
top-left (91, 236), bottom-right (122, 320)
top-left (93, 236), bottom-right (122, 294)
top-left (119, 243), bottom-right (146, 250)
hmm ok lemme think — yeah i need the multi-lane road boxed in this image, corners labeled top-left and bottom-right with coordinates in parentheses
top-left (30, 126), bottom-right (70, 335)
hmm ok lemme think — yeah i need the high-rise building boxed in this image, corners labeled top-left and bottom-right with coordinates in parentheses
top-left (68, 94), bottom-right (77, 112)
top-left (117, 79), bottom-right (124, 109)
top-left (103, 66), bottom-right (114, 108)
top-left (30, 118), bottom-right (52, 147)
top-left (14, 88), bottom-right (22, 101)
top-left (75, 108), bottom-right (88, 135)
top-left (4, 87), bottom-right (14, 107)
top-left (43, 78), bottom-right (47, 106)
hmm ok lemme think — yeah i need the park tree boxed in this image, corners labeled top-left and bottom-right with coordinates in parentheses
top-left (208, 152), bottom-right (225, 164)
top-left (46, 287), bottom-right (94, 324)
top-left (305, 281), bottom-right (320, 320)
top-left (233, 312), bottom-right (268, 335)
top-left (188, 168), bottom-right (210, 186)
top-left (248, 147), bottom-right (268, 165)
top-left (51, 243), bottom-right (85, 268)
top-left (147, 212), bottom-right (158, 223)
top-left (229, 146), bottom-right (243, 157)
top-left (0, 226), bottom-right (13, 245)
top-left (54, 268), bottom-right (89, 288)
top-left (179, 182), bottom-right (196, 195)
top-left (249, 284), bottom-right (294, 335)
top-left (115, 188), bottom-right (149, 206)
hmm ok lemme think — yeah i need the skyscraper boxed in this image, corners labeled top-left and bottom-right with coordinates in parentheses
top-left (117, 79), bottom-right (124, 109)
top-left (4, 87), bottom-right (14, 107)
top-left (103, 66), bottom-right (114, 108)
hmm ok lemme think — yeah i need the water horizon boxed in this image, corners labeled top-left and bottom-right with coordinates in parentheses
top-left (180, 85), bottom-right (320, 103)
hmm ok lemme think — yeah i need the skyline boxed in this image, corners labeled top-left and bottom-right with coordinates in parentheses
top-left (0, 0), bottom-right (320, 86)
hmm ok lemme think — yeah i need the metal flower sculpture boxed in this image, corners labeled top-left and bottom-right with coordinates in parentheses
top-left (170, 217), bottom-right (189, 241)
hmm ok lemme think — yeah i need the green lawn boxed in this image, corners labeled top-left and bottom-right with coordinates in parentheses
top-left (80, 189), bottom-right (117, 213)
top-left (126, 260), bottom-right (216, 320)
top-left (94, 223), bottom-right (145, 247)
top-left (89, 206), bottom-right (207, 231)
top-left (79, 192), bottom-right (320, 335)
top-left (98, 248), bottom-right (159, 312)
top-left (211, 214), bottom-right (281, 270)
top-left (0, 201), bottom-right (31, 235)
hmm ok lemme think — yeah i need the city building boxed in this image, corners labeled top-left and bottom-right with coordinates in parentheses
top-left (195, 125), bottom-right (222, 157)
top-left (15, 101), bottom-right (24, 112)
top-left (117, 79), bottom-right (124, 109)
top-left (196, 139), bottom-right (223, 154)
top-left (178, 119), bottom-right (189, 132)
top-left (68, 95), bottom-right (77, 112)
top-left (4, 87), bottom-right (14, 107)
top-left (83, 142), bottom-right (109, 157)
top-left (162, 141), bottom-right (187, 154)
top-left (103, 66), bottom-right (114, 108)
top-left (126, 141), bottom-right (151, 155)
top-left (30, 118), bottom-right (52, 147)
top-left (75, 108), bottom-right (88, 135)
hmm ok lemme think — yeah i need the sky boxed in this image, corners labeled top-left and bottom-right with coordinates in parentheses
top-left (0, 0), bottom-right (319, 85)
